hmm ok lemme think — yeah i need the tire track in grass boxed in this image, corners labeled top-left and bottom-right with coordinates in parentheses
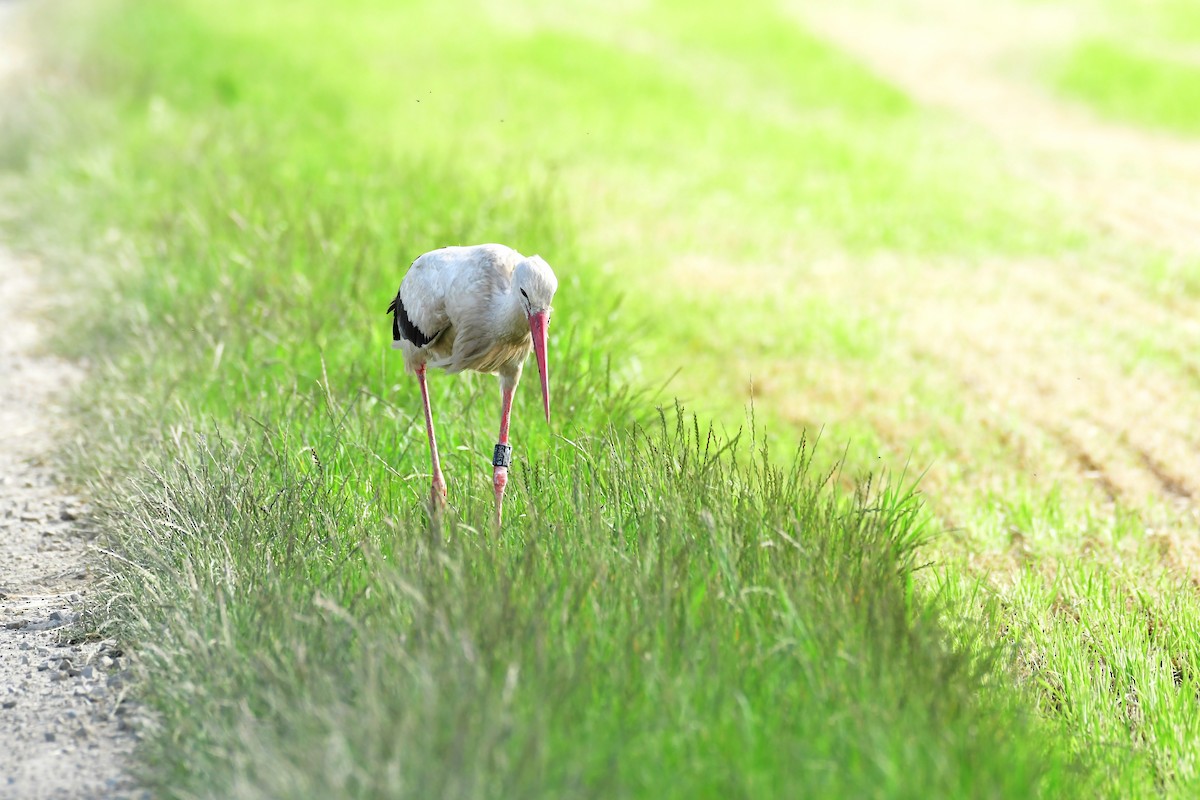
top-left (782, 0), bottom-right (1200, 521)
top-left (744, 248), bottom-right (1200, 536)
top-left (897, 256), bottom-right (1200, 509)
top-left (797, 0), bottom-right (1200, 259)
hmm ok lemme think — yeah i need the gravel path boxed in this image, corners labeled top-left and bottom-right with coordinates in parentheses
top-left (0, 258), bottom-right (142, 799)
top-left (1, 9), bottom-right (142, 796)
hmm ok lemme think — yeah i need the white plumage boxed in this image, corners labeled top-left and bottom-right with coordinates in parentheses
top-left (391, 243), bottom-right (556, 378)
top-left (388, 243), bottom-right (558, 524)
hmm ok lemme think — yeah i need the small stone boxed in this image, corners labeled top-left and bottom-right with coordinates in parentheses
top-left (81, 665), bottom-right (94, 679)
top-left (1, 700), bottom-right (15, 709)
top-left (3, 620), bottom-right (24, 630)
top-left (49, 670), bottom-right (68, 682)
top-left (44, 732), bottom-right (55, 742)
top-left (60, 509), bottom-right (77, 522)
top-left (49, 611), bottom-right (62, 621)
top-left (99, 656), bottom-right (114, 669)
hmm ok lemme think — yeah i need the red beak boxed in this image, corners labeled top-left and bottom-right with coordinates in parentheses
top-left (528, 310), bottom-right (551, 424)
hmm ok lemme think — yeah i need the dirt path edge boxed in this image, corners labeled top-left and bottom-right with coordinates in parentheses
top-left (0, 254), bottom-right (143, 800)
top-left (1, 6), bottom-right (143, 795)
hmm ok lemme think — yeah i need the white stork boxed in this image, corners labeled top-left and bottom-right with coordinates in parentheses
top-left (388, 243), bottom-right (558, 525)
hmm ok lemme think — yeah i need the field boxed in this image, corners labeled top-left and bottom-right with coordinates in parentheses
top-left (3, 0), bottom-right (1200, 796)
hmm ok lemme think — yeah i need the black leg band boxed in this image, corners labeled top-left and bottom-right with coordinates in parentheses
top-left (492, 443), bottom-right (513, 468)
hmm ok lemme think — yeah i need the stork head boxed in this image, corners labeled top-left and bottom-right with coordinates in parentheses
top-left (514, 256), bottom-right (558, 425)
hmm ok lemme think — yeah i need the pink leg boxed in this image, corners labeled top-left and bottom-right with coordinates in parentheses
top-left (417, 364), bottom-right (447, 509)
top-left (492, 380), bottom-right (517, 527)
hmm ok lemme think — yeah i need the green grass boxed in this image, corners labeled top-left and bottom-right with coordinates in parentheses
top-left (1055, 38), bottom-right (1200, 134)
top-left (1038, 0), bottom-right (1200, 135)
top-left (1007, 566), bottom-right (1200, 791)
top-left (89, 407), bottom-right (1099, 798)
top-left (5, 0), bottom-right (1200, 797)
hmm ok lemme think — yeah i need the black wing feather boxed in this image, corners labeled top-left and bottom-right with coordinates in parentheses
top-left (387, 293), bottom-right (434, 347)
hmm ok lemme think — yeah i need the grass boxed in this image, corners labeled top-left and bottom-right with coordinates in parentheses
top-left (5, 0), bottom-right (1200, 797)
top-left (1055, 38), bottom-right (1200, 134)
top-left (997, 545), bottom-right (1200, 791)
top-left (88, 407), bottom-right (1098, 798)
top-left (1039, 0), bottom-right (1200, 135)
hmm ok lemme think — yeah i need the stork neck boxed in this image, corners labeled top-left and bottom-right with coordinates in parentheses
top-left (508, 289), bottom-right (529, 332)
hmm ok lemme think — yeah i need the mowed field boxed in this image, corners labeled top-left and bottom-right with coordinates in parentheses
top-left (3, 0), bottom-right (1200, 796)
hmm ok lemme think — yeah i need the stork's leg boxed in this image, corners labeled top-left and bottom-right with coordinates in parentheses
top-left (417, 363), bottom-right (447, 509)
top-left (492, 377), bottom-right (517, 527)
